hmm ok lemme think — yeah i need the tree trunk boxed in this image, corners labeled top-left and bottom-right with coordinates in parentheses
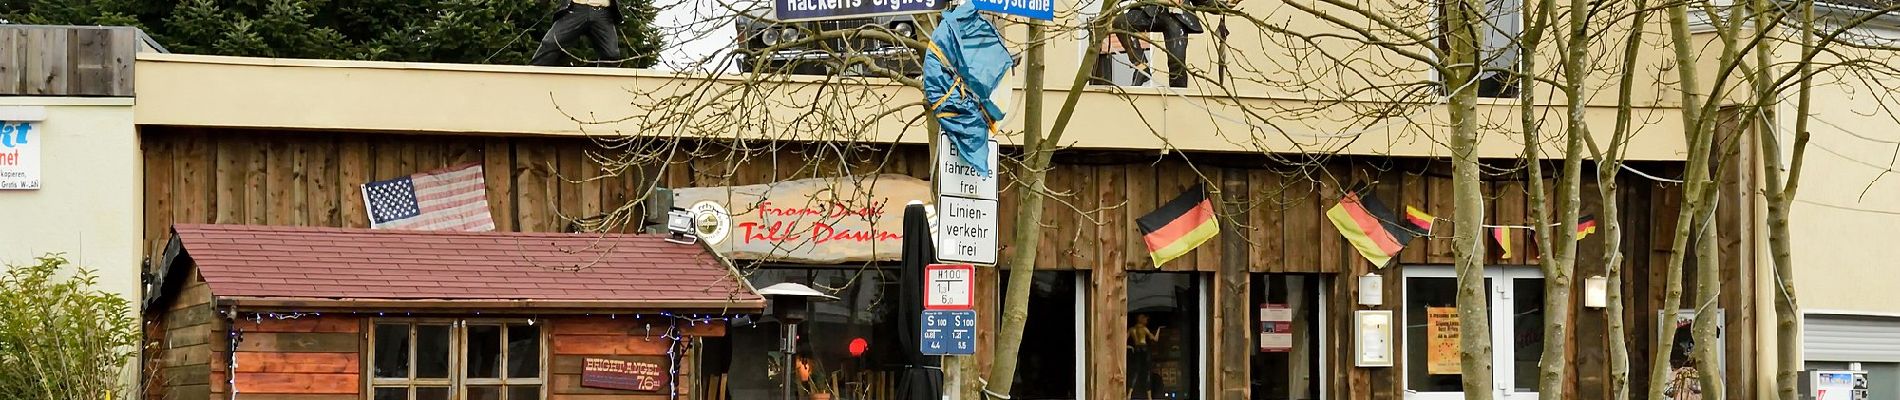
top-left (1692, 186), bottom-right (1725, 400)
top-left (977, 19), bottom-right (1047, 399)
top-left (1447, 1), bottom-right (1494, 398)
top-left (1652, 3), bottom-right (1721, 398)
top-left (1762, 1), bottom-right (1816, 398)
top-left (974, 1), bottom-right (1114, 396)
top-left (1599, 0), bottom-right (1652, 397)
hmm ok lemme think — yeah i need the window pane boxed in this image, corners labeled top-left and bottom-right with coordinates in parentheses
top-left (507, 324), bottom-right (542, 378)
top-left (507, 385), bottom-right (541, 400)
top-left (416, 387), bottom-right (450, 400)
top-left (373, 324), bottom-right (411, 378)
top-left (1251, 274), bottom-right (1321, 400)
top-left (467, 325), bottom-right (502, 379)
top-left (467, 386), bottom-right (501, 400)
top-left (1127, 272), bottom-right (1200, 400)
top-left (1405, 276), bottom-right (1492, 392)
top-left (1000, 272), bottom-right (1077, 399)
top-left (415, 325), bottom-right (452, 379)
top-left (1512, 278), bottom-right (1546, 391)
top-left (373, 387), bottom-right (408, 400)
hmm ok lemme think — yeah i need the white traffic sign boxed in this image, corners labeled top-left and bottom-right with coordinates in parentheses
top-left (936, 196), bottom-right (998, 265)
top-left (924, 264), bottom-right (975, 310)
top-left (937, 136), bottom-right (999, 200)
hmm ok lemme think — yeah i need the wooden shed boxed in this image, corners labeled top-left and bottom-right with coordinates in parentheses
top-left (141, 224), bottom-right (764, 400)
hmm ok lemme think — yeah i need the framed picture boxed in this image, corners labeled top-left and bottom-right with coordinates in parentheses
top-left (1354, 310), bottom-right (1395, 367)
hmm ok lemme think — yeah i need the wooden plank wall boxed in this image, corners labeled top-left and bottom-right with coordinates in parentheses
top-left (0, 25), bottom-right (138, 96)
top-left (216, 315), bottom-right (364, 399)
top-left (546, 316), bottom-right (726, 400)
top-left (140, 128), bottom-right (1740, 400)
top-left (146, 270), bottom-right (218, 400)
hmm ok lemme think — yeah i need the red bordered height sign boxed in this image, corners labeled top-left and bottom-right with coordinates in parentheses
top-left (925, 264), bottom-right (975, 310)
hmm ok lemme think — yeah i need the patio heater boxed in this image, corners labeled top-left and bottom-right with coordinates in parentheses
top-left (757, 282), bottom-right (838, 400)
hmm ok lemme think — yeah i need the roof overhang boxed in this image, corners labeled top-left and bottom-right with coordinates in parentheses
top-left (215, 296), bottom-right (765, 314)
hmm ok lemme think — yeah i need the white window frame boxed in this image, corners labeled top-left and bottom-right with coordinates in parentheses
top-left (1400, 265), bottom-right (1542, 400)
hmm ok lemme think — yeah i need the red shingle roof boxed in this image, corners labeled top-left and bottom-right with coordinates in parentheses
top-left (166, 224), bottom-right (762, 310)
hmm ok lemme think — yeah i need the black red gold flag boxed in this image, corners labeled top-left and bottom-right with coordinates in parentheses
top-left (1138, 184), bottom-right (1219, 267)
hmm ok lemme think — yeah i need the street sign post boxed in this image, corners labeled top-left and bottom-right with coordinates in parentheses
top-left (920, 310), bottom-right (978, 355)
top-left (925, 264), bottom-right (975, 310)
top-left (935, 196), bottom-right (998, 265)
top-left (936, 136), bottom-right (999, 200)
top-left (970, 0), bottom-right (1054, 20)
top-left (771, 0), bottom-right (946, 22)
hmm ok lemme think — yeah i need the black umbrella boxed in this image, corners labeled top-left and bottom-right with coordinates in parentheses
top-left (895, 203), bottom-right (944, 400)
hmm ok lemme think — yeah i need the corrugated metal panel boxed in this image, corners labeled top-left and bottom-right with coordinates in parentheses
top-left (1805, 314), bottom-right (1900, 362)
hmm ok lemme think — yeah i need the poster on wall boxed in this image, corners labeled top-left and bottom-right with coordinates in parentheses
top-left (1259, 303), bottom-right (1293, 352)
top-left (1426, 306), bottom-right (1462, 375)
top-left (0, 121), bottom-right (40, 190)
top-left (1661, 309), bottom-right (1724, 400)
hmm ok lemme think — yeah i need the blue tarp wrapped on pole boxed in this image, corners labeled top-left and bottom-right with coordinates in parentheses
top-left (923, 1), bottom-right (1013, 176)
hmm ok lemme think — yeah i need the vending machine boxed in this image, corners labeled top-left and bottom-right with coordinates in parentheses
top-left (1799, 369), bottom-right (1869, 400)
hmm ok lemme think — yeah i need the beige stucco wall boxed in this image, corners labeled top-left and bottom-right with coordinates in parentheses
top-left (1779, 66), bottom-right (1900, 316)
top-left (0, 98), bottom-right (143, 309)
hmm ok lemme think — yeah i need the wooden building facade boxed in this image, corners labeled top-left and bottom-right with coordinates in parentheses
top-left (137, 126), bottom-right (1756, 400)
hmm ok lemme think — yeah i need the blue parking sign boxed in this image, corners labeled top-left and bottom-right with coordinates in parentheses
top-left (920, 310), bottom-right (978, 355)
top-left (971, 0), bottom-right (1053, 20)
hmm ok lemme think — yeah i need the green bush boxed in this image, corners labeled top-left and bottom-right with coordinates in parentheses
top-left (0, 254), bottom-right (138, 400)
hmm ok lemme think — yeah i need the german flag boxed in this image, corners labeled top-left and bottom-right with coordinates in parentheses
top-left (1138, 184), bottom-right (1220, 267)
top-left (1325, 185), bottom-right (1427, 268)
top-left (1494, 227), bottom-right (1515, 259)
top-left (1405, 206), bottom-right (1435, 235)
top-left (1576, 215), bottom-right (1598, 241)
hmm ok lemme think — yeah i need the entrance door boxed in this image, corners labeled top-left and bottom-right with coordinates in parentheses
top-left (1402, 266), bottom-right (1544, 400)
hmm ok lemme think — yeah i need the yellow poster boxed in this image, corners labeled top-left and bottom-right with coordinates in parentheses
top-left (1426, 307), bottom-right (1462, 375)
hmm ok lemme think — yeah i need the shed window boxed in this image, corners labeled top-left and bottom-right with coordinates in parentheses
top-left (371, 321), bottom-right (544, 400)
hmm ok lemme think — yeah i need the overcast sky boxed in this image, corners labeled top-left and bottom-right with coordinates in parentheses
top-left (653, 0), bottom-right (756, 71)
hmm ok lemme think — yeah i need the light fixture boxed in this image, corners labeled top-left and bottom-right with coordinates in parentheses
top-left (1584, 275), bottom-right (1609, 309)
top-left (664, 208), bottom-right (697, 245)
top-left (1357, 273), bottom-right (1383, 306)
top-left (891, 22), bottom-right (916, 39)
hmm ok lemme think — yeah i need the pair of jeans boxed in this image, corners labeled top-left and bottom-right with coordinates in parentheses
top-left (530, 5), bottom-right (623, 66)
top-left (1112, 8), bottom-right (1190, 87)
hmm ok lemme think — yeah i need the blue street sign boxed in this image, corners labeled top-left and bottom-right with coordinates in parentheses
top-left (920, 310), bottom-right (978, 355)
top-left (772, 0), bottom-right (946, 22)
top-left (971, 0), bottom-right (1053, 20)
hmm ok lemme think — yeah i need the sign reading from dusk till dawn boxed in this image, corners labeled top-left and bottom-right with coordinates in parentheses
top-left (673, 174), bottom-right (931, 264)
top-left (0, 121), bottom-right (41, 190)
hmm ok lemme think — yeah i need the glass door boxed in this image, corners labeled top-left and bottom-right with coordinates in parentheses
top-left (1402, 266), bottom-right (1544, 400)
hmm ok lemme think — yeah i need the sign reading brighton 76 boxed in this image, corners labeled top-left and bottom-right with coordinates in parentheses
top-left (673, 174), bottom-right (932, 263)
top-left (0, 121), bottom-right (40, 190)
top-left (580, 357), bottom-right (668, 392)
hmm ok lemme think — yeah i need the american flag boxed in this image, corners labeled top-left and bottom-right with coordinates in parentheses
top-left (363, 163), bottom-right (496, 231)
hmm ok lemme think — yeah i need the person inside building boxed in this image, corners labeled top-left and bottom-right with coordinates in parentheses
top-left (530, 0), bottom-right (624, 66)
top-left (1129, 313), bottom-right (1166, 399)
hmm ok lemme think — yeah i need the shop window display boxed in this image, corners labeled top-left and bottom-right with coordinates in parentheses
top-left (1127, 272), bottom-right (1202, 400)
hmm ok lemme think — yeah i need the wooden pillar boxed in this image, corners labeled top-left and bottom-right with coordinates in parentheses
top-left (1091, 260), bottom-right (1128, 399)
top-left (1215, 169), bottom-right (1252, 400)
